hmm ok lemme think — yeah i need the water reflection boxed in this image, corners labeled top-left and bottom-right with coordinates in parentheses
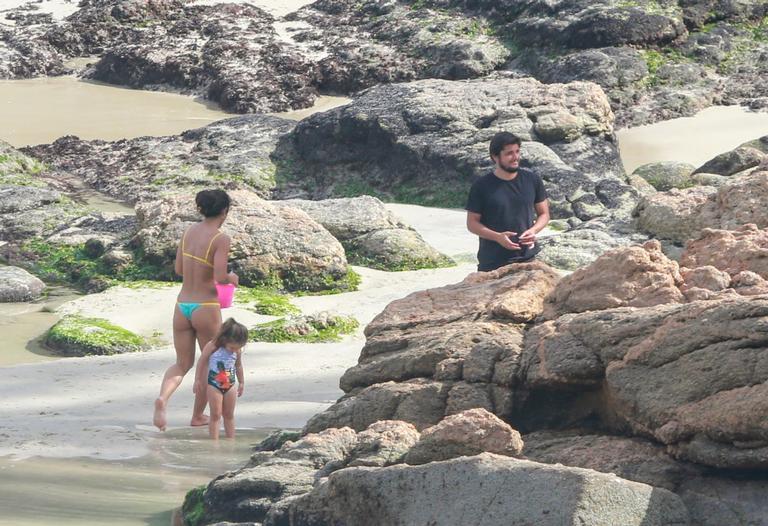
top-left (0, 428), bottom-right (275, 526)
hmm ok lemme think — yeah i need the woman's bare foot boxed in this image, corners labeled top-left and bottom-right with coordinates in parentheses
top-left (153, 398), bottom-right (167, 431)
top-left (190, 414), bottom-right (210, 426)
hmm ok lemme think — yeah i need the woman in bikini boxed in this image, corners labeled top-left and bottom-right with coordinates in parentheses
top-left (153, 189), bottom-right (239, 431)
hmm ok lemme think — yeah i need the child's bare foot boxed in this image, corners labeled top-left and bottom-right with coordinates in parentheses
top-left (153, 398), bottom-right (167, 431)
top-left (190, 414), bottom-right (210, 426)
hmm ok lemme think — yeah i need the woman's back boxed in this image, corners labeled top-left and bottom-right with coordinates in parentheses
top-left (177, 223), bottom-right (224, 302)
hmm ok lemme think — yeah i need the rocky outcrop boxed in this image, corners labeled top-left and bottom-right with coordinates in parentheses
top-left (634, 169), bottom-right (768, 242)
top-left (23, 115), bottom-right (297, 203)
top-left (680, 224), bottom-right (768, 280)
top-left (276, 454), bottom-right (689, 526)
top-left (276, 196), bottom-right (453, 270)
top-left (274, 77), bottom-right (635, 218)
top-left (304, 261), bottom-right (560, 432)
top-left (86, 2), bottom-right (318, 113)
top-left (542, 240), bottom-right (685, 319)
top-left (133, 190), bottom-right (352, 292)
top-left (285, 0), bottom-right (510, 93)
top-left (523, 430), bottom-right (768, 526)
top-left (0, 184), bottom-right (87, 242)
top-left (0, 266), bottom-right (45, 302)
top-left (45, 315), bottom-right (148, 356)
top-left (633, 161), bottom-right (697, 191)
top-left (187, 414), bottom-right (527, 525)
top-left (404, 408), bottom-right (523, 465)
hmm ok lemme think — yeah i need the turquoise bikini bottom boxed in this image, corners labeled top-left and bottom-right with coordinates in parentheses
top-left (177, 302), bottom-right (219, 320)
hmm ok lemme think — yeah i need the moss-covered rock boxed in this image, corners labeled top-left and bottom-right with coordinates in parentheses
top-left (249, 312), bottom-right (359, 343)
top-left (46, 315), bottom-right (148, 356)
top-left (20, 238), bottom-right (174, 291)
top-left (0, 141), bottom-right (47, 187)
top-left (181, 485), bottom-right (208, 526)
top-left (632, 161), bottom-right (696, 191)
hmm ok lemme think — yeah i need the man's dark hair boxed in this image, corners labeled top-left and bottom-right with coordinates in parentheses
top-left (489, 132), bottom-right (522, 158)
top-left (195, 189), bottom-right (231, 218)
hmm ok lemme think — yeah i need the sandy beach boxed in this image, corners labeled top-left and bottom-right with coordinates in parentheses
top-left (0, 204), bottom-right (478, 460)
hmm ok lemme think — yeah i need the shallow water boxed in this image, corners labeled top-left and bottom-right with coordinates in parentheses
top-left (0, 285), bottom-right (80, 366)
top-left (616, 105), bottom-right (768, 174)
top-left (0, 428), bottom-right (271, 526)
top-left (0, 76), bottom-right (232, 148)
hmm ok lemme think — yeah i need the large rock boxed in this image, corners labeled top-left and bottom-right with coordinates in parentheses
top-left (524, 429), bottom-right (768, 526)
top-left (634, 169), bottom-right (768, 242)
top-left (303, 379), bottom-right (451, 434)
top-left (0, 266), bottom-right (45, 302)
top-left (0, 22), bottom-right (67, 79)
top-left (405, 408), bottom-right (524, 465)
top-left (23, 115), bottom-right (296, 202)
top-left (275, 453), bottom-right (689, 526)
top-left (274, 76), bottom-right (636, 221)
top-left (133, 190), bottom-right (351, 292)
top-left (0, 184), bottom-right (87, 242)
top-left (543, 240), bottom-right (685, 318)
top-left (633, 161), bottom-right (697, 191)
top-left (276, 196), bottom-right (452, 270)
top-left (309, 262), bottom-right (559, 432)
top-left (693, 146), bottom-right (766, 177)
top-left (523, 296), bottom-right (768, 469)
top-left (286, 0), bottom-right (510, 93)
top-left (680, 224), bottom-right (768, 279)
top-left (48, 0), bottom-right (318, 112)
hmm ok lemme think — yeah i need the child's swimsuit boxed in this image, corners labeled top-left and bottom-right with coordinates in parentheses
top-left (208, 347), bottom-right (237, 394)
top-left (177, 229), bottom-right (223, 320)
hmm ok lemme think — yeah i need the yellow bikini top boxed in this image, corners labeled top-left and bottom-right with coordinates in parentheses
top-left (182, 229), bottom-right (222, 268)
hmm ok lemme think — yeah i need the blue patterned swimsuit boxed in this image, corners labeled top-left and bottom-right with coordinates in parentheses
top-left (208, 347), bottom-right (237, 394)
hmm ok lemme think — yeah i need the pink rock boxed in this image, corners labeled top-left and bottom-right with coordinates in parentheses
top-left (681, 224), bottom-right (768, 279)
top-left (544, 240), bottom-right (684, 317)
top-left (404, 408), bottom-right (523, 465)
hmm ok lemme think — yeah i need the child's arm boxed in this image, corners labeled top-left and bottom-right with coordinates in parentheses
top-left (194, 341), bottom-right (216, 394)
top-left (236, 351), bottom-right (244, 397)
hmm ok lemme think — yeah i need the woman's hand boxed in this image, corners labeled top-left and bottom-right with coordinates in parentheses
top-left (193, 380), bottom-right (203, 394)
top-left (237, 383), bottom-right (244, 397)
top-left (227, 271), bottom-right (239, 286)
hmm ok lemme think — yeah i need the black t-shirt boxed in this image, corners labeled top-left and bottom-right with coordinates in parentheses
top-left (465, 169), bottom-right (548, 271)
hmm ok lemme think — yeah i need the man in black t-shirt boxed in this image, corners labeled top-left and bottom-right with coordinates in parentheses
top-left (466, 132), bottom-right (550, 271)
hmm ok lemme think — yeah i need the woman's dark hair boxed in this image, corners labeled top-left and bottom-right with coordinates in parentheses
top-left (195, 189), bottom-right (231, 218)
top-left (213, 318), bottom-right (249, 348)
top-left (489, 132), bottom-right (522, 158)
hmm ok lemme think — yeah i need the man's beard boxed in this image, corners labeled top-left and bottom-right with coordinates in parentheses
top-left (499, 162), bottom-right (519, 174)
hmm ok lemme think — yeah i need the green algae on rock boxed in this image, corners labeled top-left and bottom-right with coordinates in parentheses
top-left (234, 286), bottom-right (299, 316)
top-left (249, 313), bottom-right (359, 343)
top-left (46, 315), bottom-right (148, 356)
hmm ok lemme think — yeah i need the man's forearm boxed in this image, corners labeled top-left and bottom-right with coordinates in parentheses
top-left (468, 221), bottom-right (500, 242)
top-left (530, 213), bottom-right (550, 234)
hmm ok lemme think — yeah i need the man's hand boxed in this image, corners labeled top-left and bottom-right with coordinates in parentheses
top-left (496, 231), bottom-right (520, 250)
top-left (519, 228), bottom-right (537, 248)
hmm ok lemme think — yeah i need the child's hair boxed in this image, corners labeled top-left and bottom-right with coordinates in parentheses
top-left (213, 318), bottom-right (249, 348)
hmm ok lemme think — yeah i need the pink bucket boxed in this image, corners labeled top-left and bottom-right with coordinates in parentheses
top-left (216, 283), bottom-right (236, 309)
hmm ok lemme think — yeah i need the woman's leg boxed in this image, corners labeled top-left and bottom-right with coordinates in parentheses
top-left (153, 307), bottom-right (197, 431)
top-left (190, 306), bottom-right (222, 426)
top-left (207, 385), bottom-right (223, 440)
top-left (222, 387), bottom-right (237, 439)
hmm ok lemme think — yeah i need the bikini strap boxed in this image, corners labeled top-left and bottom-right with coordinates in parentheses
top-left (204, 231), bottom-right (223, 262)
